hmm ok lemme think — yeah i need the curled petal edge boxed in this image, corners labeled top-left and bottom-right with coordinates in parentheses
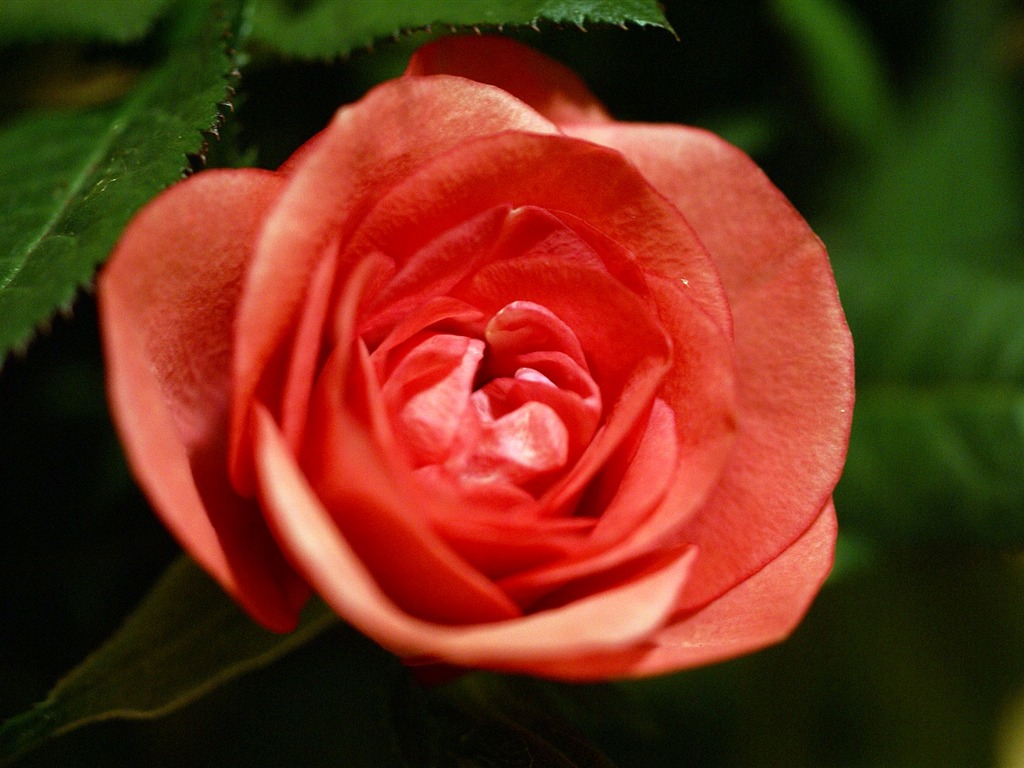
top-left (99, 169), bottom-right (307, 631)
top-left (516, 501), bottom-right (837, 680)
top-left (405, 34), bottom-right (611, 125)
top-left (254, 406), bottom-right (698, 670)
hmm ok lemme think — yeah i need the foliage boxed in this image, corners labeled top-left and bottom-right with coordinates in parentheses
top-left (249, 0), bottom-right (673, 59)
top-left (0, 558), bottom-right (336, 764)
top-left (0, 0), bottom-right (245, 355)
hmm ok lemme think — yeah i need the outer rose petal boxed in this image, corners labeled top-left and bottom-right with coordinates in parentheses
top-left (518, 502), bottom-right (837, 680)
top-left (566, 123), bottom-right (854, 610)
top-left (99, 170), bottom-right (308, 631)
top-left (405, 35), bottom-right (611, 125)
top-left (255, 407), bottom-right (700, 668)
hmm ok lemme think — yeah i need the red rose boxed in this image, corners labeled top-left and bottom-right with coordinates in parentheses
top-left (100, 36), bottom-right (853, 679)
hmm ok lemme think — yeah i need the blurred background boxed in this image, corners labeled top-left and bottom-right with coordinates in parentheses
top-left (2, 0), bottom-right (1023, 765)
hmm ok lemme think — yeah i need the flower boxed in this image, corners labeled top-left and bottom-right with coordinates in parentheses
top-left (99, 35), bottom-right (853, 680)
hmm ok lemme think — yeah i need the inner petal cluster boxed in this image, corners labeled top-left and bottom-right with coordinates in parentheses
top-left (372, 300), bottom-right (602, 500)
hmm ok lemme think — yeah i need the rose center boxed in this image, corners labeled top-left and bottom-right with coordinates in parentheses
top-left (375, 301), bottom-right (602, 497)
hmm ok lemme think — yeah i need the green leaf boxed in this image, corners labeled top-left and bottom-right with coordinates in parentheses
top-left (0, 0), bottom-right (245, 361)
top-left (0, 556), bottom-right (337, 765)
top-left (249, 0), bottom-right (673, 59)
top-left (826, 1), bottom-right (1024, 544)
top-left (0, 0), bottom-right (172, 44)
top-left (834, 254), bottom-right (1024, 543)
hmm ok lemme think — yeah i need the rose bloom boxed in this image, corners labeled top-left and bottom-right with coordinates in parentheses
top-left (100, 36), bottom-right (853, 680)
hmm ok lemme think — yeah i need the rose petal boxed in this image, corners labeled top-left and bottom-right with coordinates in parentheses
top-left (405, 35), bottom-right (611, 125)
top-left (230, 77), bottom-right (560, 494)
top-left (429, 512), bottom-right (594, 579)
top-left (358, 206), bottom-right (511, 345)
top-left (351, 132), bottom-right (731, 337)
top-left (99, 169), bottom-right (307, 631)
top-left (300, 351), bottom-right (521, 624)
top-left (498, 399), bottom-right (680, 607)
top-left (355, 204), bottom-right (635, 345)
top-left (518, 501), bottom-right (837, 679)
top-left (633, 274), bottom-right (738, 524)
top-left (452, 256), bottom-right (674, 517)
top-left (484, 300), bottom-right (589, 371)
top-left (384, 334), bottom-right (484, 465)
top-left (586, 398), bottom-right (680, 543)
top-left (256, 404), bottom-right (698, 667)
top-left (567, 123), bottom-right (854, 609)
top-left (368, 296), bottom-right (487, 376)
top-left (454, 257), bottom-right (668, 408)
top-left (461, 399), bottom-right (570, 486)
top-left (279, 235), bottom-right (338, 451)
top-left (477, 365), bottom-right (600, 467)
top-left (542, 269), bottom-right (737, 543)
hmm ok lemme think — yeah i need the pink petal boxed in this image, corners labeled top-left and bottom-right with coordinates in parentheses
top-left (519, 502), bottom-right (837, 679)
top-left (451, 256), bottom-right (675, 519)
top-left (383, 334), bottom-right (484, 465)
top-left (358, 206), bottom-right (511, 344)
top-left (429, 512), bottom-right (593, 579)
top-left (256, 403), bottom-right (698, 668)
top-left (476, 367), bottom-right (600, 467)
top-left (586, 398), bottom-right (681, 544)
top-left (230, 76), bottom-right (560, 494)
top-left (498, 399), bottom-right (680, 607)
top-left (541, 272), bottom-right (737, 558)
top-left (367, 296), bottom-right (487, 376)
top-left (482, 206), bottom-right (637, 287)
top-left (480, 301), bottom-right (602, 462)
top-left (278, 235), bottom-right (338, 451)
top-left (625, 273), bottom-right (737, 531)
top-left (462, 399), bottom-right (570, 486)
top-left (354, 203), bottom-right (630, 344)
top-left (405, 35), bottom-right (611, 125)
top-left (299, 352), bottom-right (521, 624)
top-left (484, 300), bottom-right (588, 371)
top-left (348, 132), bottom-right (731, 336)
top-left (454, 257), bottom-right (668, 406)
top-left (99, 169), bottom-right (307, 631)
top-left (568, 123), bottom-right (854, 609)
